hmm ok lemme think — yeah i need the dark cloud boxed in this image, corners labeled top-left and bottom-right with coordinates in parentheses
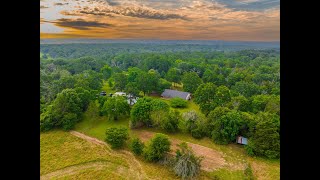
top-left (77, 6), bottom-right (189, 20)
top-left (116, 7), bottom-right (188, 20)
top-left (54, 3), bottom-right (69, 6)
top-left (79, 10), bottom-right (114, 17)
top-left (54, 18), bottom-right (113, 30)
top-left (40, 5), bottom-right (48, 9)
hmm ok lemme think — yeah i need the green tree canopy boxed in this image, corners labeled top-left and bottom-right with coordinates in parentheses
top-left (182, 72), bottom-right (203, 93)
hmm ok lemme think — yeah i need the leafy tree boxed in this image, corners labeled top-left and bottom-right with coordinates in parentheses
top-left (182, 72), bottom-right (203, 93)
top-left (174, 142), bottom-right (202, 179)
top-left (147, 69), bottom-right (161, 93)
top-left (130, 138), bottom-right (145, 155)
top-left (124, 82), bottom-right (140, 97)
top-left (194, 83), bottom-right (217, 115)
top-left (105, 127), bottom-right (129, 149)
top-left (102, 96), bottom-right (130, 120)
top-left (181, 111), bottom-right (199, 133)
top-left (214, 85), bottom-right (231, 107)
top-left (130, 97), bottom-right (153, 127)
top-left (61, 113), bottom-right (78, 130)
top-left (160, 110), bottom-right (180, 133)
top-left (211, 110), bottom-right (243, 144)
top-left (265, 95), bottom-right (280, 115)
top-left (136, 71), bottom-right (151, 96)
top-left (127, 67), bottom-right (143, 82)
top-left (166, 68), bottom-right (181, 87)
top-left (170, 97), bottom-right (187, 108)
top-left (100, 64), bottom-right (112, 79)
top-left (245, 112), bottom-right (280, 158)
top-left (40, 89), bottom-right (82, 131)
top-left (227, 96), bottom-right (250, 112)
top-left (113, 72), bottom-right (127, 91)
top-left (202, 69), bottom-right (225, 86)
top-left (158, 78), bottom-right (172, 92)
top-left (74, 70), bottom-right (103, 90)
top-left (181, 110), bottom-right (208, 138)
top-left (143, 133), bottom-right (171, 162)
top-left (74, 87), bottom-right (91, 111)
top-left (231, 81), bottom-right (260, 97)
top-left (150, 99), bottom-right (170, 112)
top-left (227, 72), bottom-right (245, 87)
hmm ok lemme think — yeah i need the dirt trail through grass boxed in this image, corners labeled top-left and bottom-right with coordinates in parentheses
top-left (70, 131), bottom-right (149, 180)
top-left (136, 130), bottom-right (228, 171)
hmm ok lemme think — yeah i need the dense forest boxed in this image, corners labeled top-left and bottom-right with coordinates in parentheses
top-left (40, 43), bottom-right (280, 166)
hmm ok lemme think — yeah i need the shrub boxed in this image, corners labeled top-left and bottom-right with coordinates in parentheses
top-left (105, 127), bottom-right (129, 149)
top-left (173, 142), bottom-right (202, 179)
top-left (130, 138), bottom-right (144, 155)
top-left (191, 128), bottom-right (203, 139)
top-left (170, 97), bottom-right (187, 108)
top-left (143, 133), bottom-right (171, 162)
top-left (161, 110), bottom-right (180, 133)
top-left (61, 113), bottom-right (78, 130)
top-left (181, 110), bottom-right (208, 138)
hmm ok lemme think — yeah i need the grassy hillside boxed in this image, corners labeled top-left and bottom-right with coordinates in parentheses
top-left (72, 100), bottom-right (279, 180)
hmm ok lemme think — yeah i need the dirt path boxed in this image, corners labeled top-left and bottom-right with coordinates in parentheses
top-left (40, 161), bottom-right (128, 180)
top-left (136, 131), bottom-right (227, 171)
top-left (70, 131), bottom-right (149, 180)
top-left (70, 131), bottom-right (107, 146)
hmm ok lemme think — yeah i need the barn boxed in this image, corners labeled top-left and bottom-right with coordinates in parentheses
top-left (161, 89), bottom-right (191, 100)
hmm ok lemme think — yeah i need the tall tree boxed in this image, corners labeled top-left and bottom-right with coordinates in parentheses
top-left (166, 68), bottom-right (181, 87)
top-left (113, 72), bottom-right (127, 91)
top-left (194, 83), bottom-right (217, 115)
top-left (102, 96), bottom-right (130, 120)
top-left (214, 85), bottom-right (231, 107)
top-left (100, 64), bottom-right (112, 80)
top-left (181, 72), bottom-right (203, 93)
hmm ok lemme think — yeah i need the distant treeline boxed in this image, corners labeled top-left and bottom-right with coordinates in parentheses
top-left (40, 43), bottom-right (279, 59)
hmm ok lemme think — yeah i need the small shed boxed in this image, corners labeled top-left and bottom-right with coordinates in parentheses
top-left (236, 136), bottom-right (248, 145)
top-left (161, 89), bottom-right (191, 100)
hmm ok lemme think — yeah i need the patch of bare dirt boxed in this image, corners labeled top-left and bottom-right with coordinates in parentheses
top-left (137, 131), bottom-right (227, 171)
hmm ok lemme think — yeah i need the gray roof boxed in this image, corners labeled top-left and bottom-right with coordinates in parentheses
top-left (161, 89), bottom-right (191, 99)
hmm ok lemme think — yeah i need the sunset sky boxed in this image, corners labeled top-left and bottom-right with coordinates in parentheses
top-left (40, 0), bottom-right (280, 41)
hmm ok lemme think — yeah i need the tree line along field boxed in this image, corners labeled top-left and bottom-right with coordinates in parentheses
top-left (40, 44), bottom-right (280, 179)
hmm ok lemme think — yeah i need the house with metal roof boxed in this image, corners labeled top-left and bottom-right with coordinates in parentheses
top-left (161, 89), bottom-right (191, 100)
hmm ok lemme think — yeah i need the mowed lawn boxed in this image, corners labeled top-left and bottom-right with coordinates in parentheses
top-left (73, 96), bottom-right (279, 180)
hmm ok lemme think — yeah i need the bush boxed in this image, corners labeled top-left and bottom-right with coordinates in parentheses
top-left (170, 97), bottom-right (187, 108)
top-left (130, 138), bottom-right (144, 155)
top-left (191, 128), bottom-right (203, 139)
top-left (160, 110), bottom-right (180, 133)
top-left (61, 113), bottom-right (78, 130)
top-left (173, 142), bottom-right (202, 179)
top-left (143, 133), bottom-right (171, 162)
top-left (105, 127), bottom-right (129, 149)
